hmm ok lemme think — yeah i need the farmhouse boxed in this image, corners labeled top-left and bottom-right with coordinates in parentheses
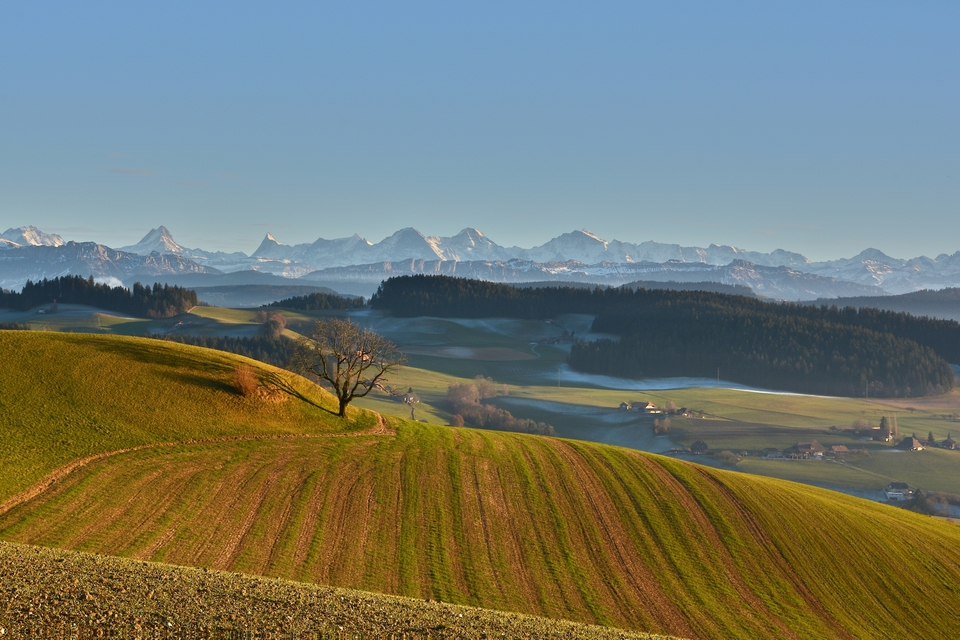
top-left (631, 401), bottom-right (661, 414)
top-left (896, 437), bottom-right (925, 451)
top-left (885, 482), bottom-right (914, 501)
top-left (690, 440), bottom-right (709, 455)
top-left (939, 435), bottom-right (958, 450)
top-left (828, 445), bottom-right (849, 457)
top-left (785, 441), bottom-right (824, 459)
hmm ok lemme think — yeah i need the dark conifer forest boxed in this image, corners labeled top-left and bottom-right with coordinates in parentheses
top-left (267, 291), bottom-right (365, 310)
top-left (372, 275), bottom-right (959, 397)
top-left (0, 276), bottom-right (198, 319)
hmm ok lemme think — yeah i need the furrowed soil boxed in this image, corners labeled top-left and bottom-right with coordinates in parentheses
top-left (0, 540), bottom-right (672, 639)
top-left (4, 426), bottom-right (960, 639)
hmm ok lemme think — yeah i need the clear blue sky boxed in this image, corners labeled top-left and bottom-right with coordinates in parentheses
top-left (1, 1), bottom-right (957, 260)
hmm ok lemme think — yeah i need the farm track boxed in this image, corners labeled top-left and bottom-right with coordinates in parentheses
top-left (0, 413), bottom-right (396, 521)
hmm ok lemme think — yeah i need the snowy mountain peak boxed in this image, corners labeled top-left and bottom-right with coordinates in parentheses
top-left (119, 226), bottom-right (186, 255)
top-left (853, 248), bottom-right (897, 263)
top-left (251, 233), bottom-right (291, 260)
top-left (391, 227), bottom-right (427, 239)
top-left (1, 225), bottom-right (65, 247)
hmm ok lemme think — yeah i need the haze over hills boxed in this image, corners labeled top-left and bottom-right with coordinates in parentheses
top-left (4, 224), bottom-right (960, 300)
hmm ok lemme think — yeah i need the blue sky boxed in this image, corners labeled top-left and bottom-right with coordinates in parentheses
top-left (1, 1), bottom-right (957, 260)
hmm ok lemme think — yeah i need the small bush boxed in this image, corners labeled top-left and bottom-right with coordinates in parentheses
top-left (451, 414), bottom-right (464, 427)
top-left (233, 365), bottom-right (259, 396)
top-left (653, 417), bottom-right (671, 435)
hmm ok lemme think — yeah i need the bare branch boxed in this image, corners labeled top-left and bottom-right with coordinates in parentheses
top-left (295, 318), bottom-right (406, 418)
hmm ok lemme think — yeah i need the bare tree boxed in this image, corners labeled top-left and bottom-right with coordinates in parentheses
top-left (296, 318), bottom-right (405, 417)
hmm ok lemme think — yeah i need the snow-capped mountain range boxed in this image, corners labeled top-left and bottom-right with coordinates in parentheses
top-left (3, 224), bottom-right (960, 300)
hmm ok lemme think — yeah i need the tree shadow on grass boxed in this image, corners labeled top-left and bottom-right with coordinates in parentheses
top-left (87, 335), bottom-right (365, 424)
top-left (154, 369), bottom-right (236, 396)
top-left (260, 369), bottom-right (338, 416)
top-left (87, 335), bottom-right (234, 375)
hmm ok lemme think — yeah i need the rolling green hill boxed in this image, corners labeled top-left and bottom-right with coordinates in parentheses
top-left (3, 330), bottom-right (960, 638)
top-left (0, 331), bottom-right (374, 501)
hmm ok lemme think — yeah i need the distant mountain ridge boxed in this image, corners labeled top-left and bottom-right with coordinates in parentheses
top-left (0, 240), bottom-right (219, 291)
top-left (3, 223), bottom-right (960, 300)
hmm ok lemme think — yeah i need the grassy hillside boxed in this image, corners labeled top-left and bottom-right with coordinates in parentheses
top-left (5, 330), bottom-right (960, 638)
top-left (0, 330), bottom-right (374, 501)
top-left (0, 541), bottom-right (670, 639)
top-left (4, 422), bottom-right (960, 638)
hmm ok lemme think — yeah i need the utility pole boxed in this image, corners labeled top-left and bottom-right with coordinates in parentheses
top-left (717, 368), bottom-right (720, 389)
top-left (558, 365), bottom-right (561, 388)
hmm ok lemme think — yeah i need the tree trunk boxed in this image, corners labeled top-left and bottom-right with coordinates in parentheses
top-left (338, 398), bottom-right (348, 418)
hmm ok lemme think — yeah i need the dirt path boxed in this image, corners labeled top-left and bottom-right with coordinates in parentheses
top-left (0, 413), bottom-right (396, 519)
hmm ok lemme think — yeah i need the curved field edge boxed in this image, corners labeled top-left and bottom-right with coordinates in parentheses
top-left (0, 330), bottom-right (376, 500)
top-left (0, 541), bottom-right (673, 639)
top-left (4, 427), bottom-right (960, 639)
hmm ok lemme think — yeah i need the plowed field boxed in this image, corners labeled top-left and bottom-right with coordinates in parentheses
top-left (4, 424), bottom-right (960, 639)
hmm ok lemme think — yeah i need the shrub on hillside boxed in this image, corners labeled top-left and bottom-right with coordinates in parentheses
top-left (233, 365), bottom-right (259, 397)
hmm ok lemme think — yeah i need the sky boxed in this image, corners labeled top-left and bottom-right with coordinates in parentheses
top-left (1, 1), bottom-right (958, 260)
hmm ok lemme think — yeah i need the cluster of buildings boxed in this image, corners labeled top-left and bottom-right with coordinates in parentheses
top-left (757, 441), bottom-right (857, 459)
top-left (618, 401), bottom-right (690, 416)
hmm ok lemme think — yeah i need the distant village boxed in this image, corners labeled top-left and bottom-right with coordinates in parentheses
top-left (622, 399), bottom-right (960, 506)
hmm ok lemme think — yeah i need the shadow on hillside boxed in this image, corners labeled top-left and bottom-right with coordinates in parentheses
top-left (89, 336), bottom-right (234, 375)
top-left (260, 370), bottom-right (338, 416)
top-left (88, 335), bottom-right (348, 417)
top-left (154, 369), bottom-right (236, 396)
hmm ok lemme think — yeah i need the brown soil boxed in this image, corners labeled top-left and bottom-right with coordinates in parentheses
top-left (0, 540), bottom-right (673, 639)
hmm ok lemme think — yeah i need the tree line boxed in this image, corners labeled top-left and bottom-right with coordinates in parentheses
top-left (0, 276), bottom-right (198, 318)
top-left (268, 292), bottom-right (365, 310)
top-left (371, 275), bottom-right (960, 397)
top-left (573, 311), bottom-right (954, 397)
